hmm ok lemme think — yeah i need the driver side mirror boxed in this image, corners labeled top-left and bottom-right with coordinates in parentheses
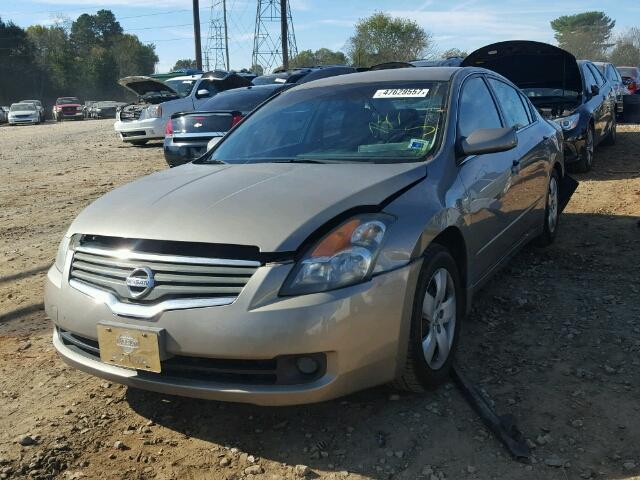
top-left (590, 84), bottom-right (600, 96)
top-left (458, 127), bottom-right (518, 157)
top-left (196, 89), bottom-right (212, 99)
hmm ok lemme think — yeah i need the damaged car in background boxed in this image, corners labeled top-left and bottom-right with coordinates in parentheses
top-left (463, 41), bottom-right (617, 172)
top-left (46, 66), bottom-right (570, 405)
top-left (114, 71), bottom-right (252, 146)
top-left (164, 66), bottom-right (357, 167)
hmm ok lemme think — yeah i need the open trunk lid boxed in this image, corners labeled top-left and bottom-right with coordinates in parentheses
top-left (462, 41), bottom-right (582, 95)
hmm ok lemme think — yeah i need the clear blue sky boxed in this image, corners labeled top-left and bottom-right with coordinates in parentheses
top-left (3, 0), bottom-right (640, 72)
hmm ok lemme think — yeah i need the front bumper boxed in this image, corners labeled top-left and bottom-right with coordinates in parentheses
top-left (45, 260), bottom-right (421, 405)
top-left (561, 128), bottom-right (587, 164)
top-left (58, 111), bottom-right (84, 119)
top-left (9, 116), bottom-right (38, 124)
top-left (114, 117), bottom-right (164, 142)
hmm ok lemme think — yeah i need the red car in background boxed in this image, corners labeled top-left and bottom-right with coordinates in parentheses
top-left (53, 97), bottom-right (84, 121)
top-left (617, 67), bottom-right (640, 94)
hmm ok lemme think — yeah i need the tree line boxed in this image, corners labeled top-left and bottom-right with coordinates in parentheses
top-left (0, 10), bottom-right (157, 107)
top-left (3, 9), bottom-right (639, 109)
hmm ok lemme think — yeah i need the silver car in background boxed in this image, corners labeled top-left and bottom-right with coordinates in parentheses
top-left (45, 67), bottom-right (565, 405)
top-left (8, 102), bottom-right (41, 125)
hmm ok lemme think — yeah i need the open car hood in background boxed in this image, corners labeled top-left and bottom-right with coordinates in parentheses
top-left (462, 41), bottom-right (583, 94)
top-left (201, 70), bottom-right (253, 90)
top-left (118, 76), bottom-right (179, 96)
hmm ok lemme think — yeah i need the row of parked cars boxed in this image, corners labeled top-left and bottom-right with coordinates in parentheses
top-left (112, 40), bottom-right (626, 175)
top-left (0, 97), bottom-right (125, 125)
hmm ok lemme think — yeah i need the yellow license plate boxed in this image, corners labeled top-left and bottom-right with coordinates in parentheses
top-left (97, 325), bottom-right (161, 373)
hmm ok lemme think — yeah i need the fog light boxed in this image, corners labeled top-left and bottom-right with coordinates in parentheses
top-left (296, 356), bottom-right (319, 375)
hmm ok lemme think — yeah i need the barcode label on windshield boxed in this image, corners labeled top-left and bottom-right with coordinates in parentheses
top-left (373, 88), bottom-right (429, 99)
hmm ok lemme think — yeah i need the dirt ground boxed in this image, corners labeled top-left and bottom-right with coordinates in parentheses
top-left (0, 119), bottom-right (639, 480)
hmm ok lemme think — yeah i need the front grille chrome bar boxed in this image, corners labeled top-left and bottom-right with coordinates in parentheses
top-left (70, 279), bottom-right (237, 319)
top-left (74, 246), bottom-right (261, 268)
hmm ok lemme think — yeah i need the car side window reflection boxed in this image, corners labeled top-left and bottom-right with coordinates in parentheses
top-left (488, 78), bottom-right (530, 130)
top-left (458, 77), bottom-right (502, 138)
top-left (583, 66), bottom-right (598, 90)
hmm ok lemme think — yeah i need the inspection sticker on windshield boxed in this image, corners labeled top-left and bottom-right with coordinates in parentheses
top-left (373, 88), bottom-right (429, 99)
top-left (408, 138), bottom-right (429, 150)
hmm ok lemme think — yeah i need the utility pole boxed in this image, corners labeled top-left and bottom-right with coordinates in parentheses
top-left (280, 0), bottom-right (289, 70)
top-left (223, 0), bottom-right (229, 70)
top-left (193, 0), bottom-right (203, 70)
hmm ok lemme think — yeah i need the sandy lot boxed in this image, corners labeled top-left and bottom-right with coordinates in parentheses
top-left (0, 119), bottom-right (639, 480)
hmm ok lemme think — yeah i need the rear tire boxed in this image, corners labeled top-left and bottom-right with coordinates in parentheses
top-left (601, 117), bottom-right (616, 146)
top-left (130, 140), bottom-right (148, 146)
top-left (570, 125), bottom-right (594, 173)
top-left (393, 244), bottom-right (463, 392)
top-left (535, 168), bottom-right (560, 247)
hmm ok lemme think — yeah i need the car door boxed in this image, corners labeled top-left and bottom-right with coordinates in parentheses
top-left (589, 63), bottom-right (615, 135)
top-left (456, 75), bottom-right (522, 281)
top-left (486, 77), bottom-right (549, 233)
top-left (582, 63), bottom-right (607, 141)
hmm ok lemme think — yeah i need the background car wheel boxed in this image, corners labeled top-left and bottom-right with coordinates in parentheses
top-left (601, 117), bottom-right (616, 146)
top-left (393, 244), bottom-right (463, 392)
top-left (571, 125), bottom-right (594, 173)
top-left (535, 168), bottom-right (560, 247)
top-left (130, 140), bottom-right (148, 146)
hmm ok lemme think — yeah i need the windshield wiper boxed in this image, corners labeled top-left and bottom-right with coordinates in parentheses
top-left (271, 158), bottom-right (328, 164)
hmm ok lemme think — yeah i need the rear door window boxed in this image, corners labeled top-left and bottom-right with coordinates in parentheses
top-left (458, 76), bottom-right (502, 138)
top-left (588, 64), bottom-right (606, 86)
top-left (583, 65), bottom-right (598, 89)
top-left (487, 78), bottom-right (530, 130)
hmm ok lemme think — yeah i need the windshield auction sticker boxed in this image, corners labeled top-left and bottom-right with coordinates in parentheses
top-left (373, 88), bottom-right (429, 98)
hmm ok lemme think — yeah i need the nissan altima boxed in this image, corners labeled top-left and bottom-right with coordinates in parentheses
top-left (45, 67), bottom-right (565, 405)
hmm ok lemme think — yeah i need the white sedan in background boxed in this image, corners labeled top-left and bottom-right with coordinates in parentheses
top-left (8, 103), bottom-right (41, 125)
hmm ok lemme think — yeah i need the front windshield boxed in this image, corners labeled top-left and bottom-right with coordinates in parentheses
top-left (11, 103), bottom-right (35, 111)
top-left (164, 79), bottom-right (197, 97)
top-left (57, 97), bottom-right (79, 104)
top-left (205, 81), bottom-right (448, 164)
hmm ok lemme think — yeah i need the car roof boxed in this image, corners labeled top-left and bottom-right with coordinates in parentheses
top-left (292, 67), bottom-right (461, 90)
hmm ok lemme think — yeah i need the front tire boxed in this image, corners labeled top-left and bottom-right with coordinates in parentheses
top-left (601, 116), bottom-right (616, 146)
top-left (535, 168), bottom-right (560, 247)
top-left (394, 244), bottom-right (463, 392)
top-left (571, 125), bottom-right (594, 173)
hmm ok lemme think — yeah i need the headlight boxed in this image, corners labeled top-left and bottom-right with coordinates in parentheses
top-left (554, 113), bottom-right (580, 131)
top-left (281, 214), bottom-right (393, 295)
top-left (145, 105), bottom-right (162, 118)
top-left (54, 236), bottom-right (72, 272)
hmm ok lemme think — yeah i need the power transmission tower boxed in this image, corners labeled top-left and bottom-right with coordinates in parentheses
top-left (204, 0), bottom-right (229, 71)
top-left (252, 0), bottom-right (298, 73)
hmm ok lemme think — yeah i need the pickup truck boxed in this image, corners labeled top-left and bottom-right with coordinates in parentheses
top-left (114, 71), bottom-right (251, 146)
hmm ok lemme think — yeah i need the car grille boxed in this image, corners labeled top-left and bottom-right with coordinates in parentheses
top-left (58, 328), bottom-right (326, 386)
top-left (69, 244), bottom-right (260, 303)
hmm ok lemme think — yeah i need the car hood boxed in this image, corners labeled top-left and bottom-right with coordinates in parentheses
top-left (118, 76), bottom-right (178, 96)
top-left (462, 40), bottom-right (583, 94)
top-left (68, 162), bottom-right (426, 252)
top-left (10, 109), bottom-right (37, 115)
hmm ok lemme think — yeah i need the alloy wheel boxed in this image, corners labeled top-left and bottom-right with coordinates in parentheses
top-left (547, 176), bottom-right (559, 233)
top-left (585, 128), bottom-right (594, 168)
top-left (421, 268), bottom-right (456, 370)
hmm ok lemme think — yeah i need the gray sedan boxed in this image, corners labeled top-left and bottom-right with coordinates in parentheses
top-left (45, 67), bottom-right (565, 405)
